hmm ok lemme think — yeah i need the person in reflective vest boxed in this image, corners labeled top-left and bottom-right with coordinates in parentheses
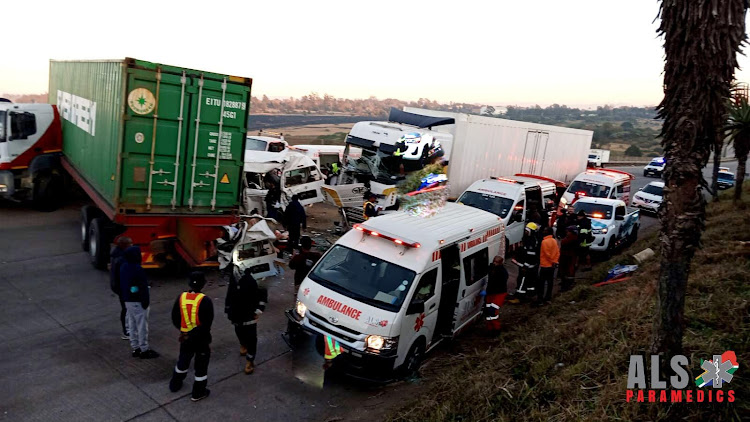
top-left (323, 335), bottom-right (342, 370)
top-left (225, 266), bottom-right (267, 375)
top-left (363, 193), bottom-right (379, 220)
top-left (483, 256), bottom-right (508, 332)
top-left (169, 272), bottom-right (214, 402)
top-left (511, 223), bottom-right (540, 297)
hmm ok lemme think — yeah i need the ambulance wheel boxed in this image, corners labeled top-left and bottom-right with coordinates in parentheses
top-left (401, 339), bottom-right (425, 378)
top-left (88, 217), bottom-right (110, 270)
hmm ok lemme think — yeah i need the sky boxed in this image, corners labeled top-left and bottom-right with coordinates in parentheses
top-left (2, 0), bottom-right (749, 107)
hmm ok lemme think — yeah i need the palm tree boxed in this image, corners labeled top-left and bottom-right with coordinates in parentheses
top-left (652, 0), bottom-right (747, 356)
top-left (724, 97), bottom-right (750, 202)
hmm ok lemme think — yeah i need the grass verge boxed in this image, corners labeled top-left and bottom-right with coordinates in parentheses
top-left (388, 187), bottom-right (749, 422)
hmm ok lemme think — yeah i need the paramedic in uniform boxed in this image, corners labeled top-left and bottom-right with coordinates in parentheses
top-left (510, 223), bottom-right (540, 299)
top-left (169, 272), bottom-right (214, 402)
top-left (363, 193), bottom-right (380, 220)
top-left (484, 256), bottom-right (508, 333)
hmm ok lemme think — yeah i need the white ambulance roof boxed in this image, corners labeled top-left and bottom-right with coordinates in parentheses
top-left (336, 203), bottom-right (502, 272)
top-left (464, 178), bottom-right (525, 198)
top-left (572, 169), bottom-right (633, 186)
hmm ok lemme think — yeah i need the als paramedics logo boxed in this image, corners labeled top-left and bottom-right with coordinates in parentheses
top-left (127, 88), bottom-right (156, 115)
top-left (626, 350), bottom-right (738, 403)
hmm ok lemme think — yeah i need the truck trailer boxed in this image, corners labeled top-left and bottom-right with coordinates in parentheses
top-left (322, 107), bottom-right (592, 226)
top-left (2, 58), bottom-right (253, 269)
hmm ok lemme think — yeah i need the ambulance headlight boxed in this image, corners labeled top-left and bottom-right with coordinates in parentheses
top-left (295, 301), bottom-right (307, 318)
top-left (0, 184), bottom-right (7, 193)
top-left (366, 335), bottom-right (398, 351)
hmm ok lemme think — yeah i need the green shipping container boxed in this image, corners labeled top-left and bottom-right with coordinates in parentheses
top-left (49, 58), bottom-right (252, 214)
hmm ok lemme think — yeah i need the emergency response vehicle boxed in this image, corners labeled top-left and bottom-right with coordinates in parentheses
top-left (643, 156), bottom-right (666, 177)
top-left (288, 203), bottom-right (504, 380)
top-left (458, 174), bottom-right (564, 254)
top-left (573, 197), bottom-right (640, 257)
top-left (560, 168), bottom-right (635, 208)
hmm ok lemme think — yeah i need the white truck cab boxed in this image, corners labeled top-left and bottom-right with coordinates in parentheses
top-left (242, 150), bottom-right (323, 214)
top-left (561, 169), bottom-right (635, 207)
top-left (245, 131), bottom-right (288, 155)
top-left (587, 149), bottom-right (610, 168)
top-left (458, 174), bottom-right (562, 250)
top-left (289, 203), bottom-right (504, 380)
top-left (289, 144), bottom-right (362, 173)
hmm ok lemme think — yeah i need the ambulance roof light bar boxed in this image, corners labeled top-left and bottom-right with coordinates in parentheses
top-left (513, 173), bottom-right (567, 188)
top-left (353, 224), bottom-right (421, 248)
top-left (490, 177), bottom-right (523, 185)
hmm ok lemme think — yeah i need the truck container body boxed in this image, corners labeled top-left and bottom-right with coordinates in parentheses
top-left (403, 108), bottom-right (593, 194)
top-left (47, 58), bottom-right (252, 268)
top-left (49, 58), bottom-right (251, 214)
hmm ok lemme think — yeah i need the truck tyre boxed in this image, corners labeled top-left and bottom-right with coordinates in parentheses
top-left (32, 173), bottom-right (62, 211)
top-left (80, 206), bottom-right (100, 251)
top-left (604, 238), bottom-right (615, 260)
top-left (401, 339), bottom-right (425, 378)
top-left (88, 217), bottom-right (110, 270)
top-left (629, 225), bottom-right (639, 244)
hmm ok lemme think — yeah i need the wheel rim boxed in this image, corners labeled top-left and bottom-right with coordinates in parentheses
top-left (407, 347), bottom-right (422, 373)
top-left (90, 230), bottom-right (97, 258)
top-left (81, 220), bottom-right (87, 241)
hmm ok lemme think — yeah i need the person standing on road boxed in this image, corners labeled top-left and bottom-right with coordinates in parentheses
top-left (483, 256), bottom-right (508, 332)
top-left (559, 225), bottom-right (579, 292)
top-left (283, 195), bottom-right (306, 253)
top-left (576, 210), bottom-right (593, 271)
top-left (110, 236), bottom-right (133, 340)
top-left (169, 272), bottom-right (214, 402)
top-left (225, 266), bottom-right (267, 375)
top-left (120, 246), bottom-right (159, 359)
top-left (509, 223), bottom-right (540, 302)
top-left (288, 236), bottom-right (322, 303)
top-left (363, 193), bottom-right (379, 220)
top-left (537, 227), bottom-right (560, 305)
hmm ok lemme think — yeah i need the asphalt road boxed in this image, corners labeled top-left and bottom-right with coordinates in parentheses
top-left (0, 202), bottom-right (417, 422)
top-left (0, 160), bottom-right (739, 421)
top-left (606, 160), bottom-right (738, 234)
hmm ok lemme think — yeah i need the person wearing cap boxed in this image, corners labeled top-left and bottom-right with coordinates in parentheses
top-left (169, 272), bottom-right (214, 402)
top-left (509, 222), bottom-right (541, 300)
top-left (363, 193), bottom-right (379, 220)
top-left (225, 266), bottom-right (267, 375)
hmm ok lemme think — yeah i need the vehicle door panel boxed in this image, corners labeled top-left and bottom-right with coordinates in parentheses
top-left (455, 246), bottom-right (489, 331)
top-left (404, 267), bottom-right (440, 348)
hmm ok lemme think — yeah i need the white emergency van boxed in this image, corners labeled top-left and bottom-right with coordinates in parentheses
top-left (289, 203), bottom-right (504, 380)
top-left (458, 174), bottom-right (564, 251)
top-left (561, 169), bottom-right (635, 207)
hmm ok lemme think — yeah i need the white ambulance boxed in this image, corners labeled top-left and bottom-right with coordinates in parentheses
top-left (560, 169), bottom-right (635, 207)
top-left (458, 174), bottom-right (564, 251)
top-left (289, 203), bottom-right (504, 380)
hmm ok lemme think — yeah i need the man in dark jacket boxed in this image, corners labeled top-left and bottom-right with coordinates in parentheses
top-left (559, 225), bottom-right (579, 292)
top-left (283, 195), bottom-right (306, 253)
top-left (484, 256), bottom-right (508, 333)
top-left (120, 246), bottom-right (159, 359)
top-left (225, 266), bottom-right (267, 375)
top-left (576, 210), bottom-right (593, 271)
top-left (511, 223), bottom-right (541, 298)
top-left (110, 236), bottom-right (132, 340)
top-left (169, 272), bottom-right (214, 402)
top-left (288, 236), bottom-right (322, 303)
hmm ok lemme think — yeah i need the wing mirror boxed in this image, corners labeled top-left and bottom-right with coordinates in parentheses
top-left (406, 299), bottom-right (425, 315)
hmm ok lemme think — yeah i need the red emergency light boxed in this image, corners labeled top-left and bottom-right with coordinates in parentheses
top-left (576, 191), bottom-right (587, 197)
top-left (353, 224), bottom-right (421, 248)
top-left (592, 212), bottom-right (604, 219)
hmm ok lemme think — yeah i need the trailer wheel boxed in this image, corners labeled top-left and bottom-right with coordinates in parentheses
top-left (80, 206), bottom-right (99, 251)
top-left (88, 217), bottom-right (110, 270)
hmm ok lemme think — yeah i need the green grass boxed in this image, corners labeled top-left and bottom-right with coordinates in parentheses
top-left (388, 187), bottom-right (750, 422)
top-left (314, 132), bottom-right (347, 144)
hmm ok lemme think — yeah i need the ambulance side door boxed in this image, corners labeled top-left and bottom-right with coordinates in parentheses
top-left (403, 267), bottom-right (440, 348)
top-left (455, 246), bottom-right (489, 330)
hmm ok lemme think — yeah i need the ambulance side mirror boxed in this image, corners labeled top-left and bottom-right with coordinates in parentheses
top-left (406, 299), bottom-right (425, 315)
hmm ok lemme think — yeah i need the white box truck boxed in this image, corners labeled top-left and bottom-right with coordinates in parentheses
top-left (587, 149), bottom-right (611, 168)
top-left (322, 108), bottom-right (593, 226)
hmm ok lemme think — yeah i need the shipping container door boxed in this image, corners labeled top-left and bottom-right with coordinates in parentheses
top-left (181, 76), bottom-right (248, 210)
top-left (120, 68), bottom-right (190, 210)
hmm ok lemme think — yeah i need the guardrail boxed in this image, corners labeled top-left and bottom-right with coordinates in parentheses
top-left (605, 158), bottom-right (737, 167)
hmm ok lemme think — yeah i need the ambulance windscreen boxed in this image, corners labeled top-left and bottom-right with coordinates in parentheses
top-left (567, 181), bottom-right (611, 198)
top-left (308, 245), bottom-right (416, 312)
top-left (458, 191), bottom-right (514, 218)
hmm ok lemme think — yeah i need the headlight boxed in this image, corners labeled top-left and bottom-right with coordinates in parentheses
top-left (0, 184), bottom-right (7, 193)
top-left (593, 228), bottom-right (608, 234)
top-left (366, 335), bottom-right (398, 351)
top-left (295, 301), bottom-right (307, 318)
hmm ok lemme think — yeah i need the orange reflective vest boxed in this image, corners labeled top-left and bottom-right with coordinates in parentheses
top-left (324, 335), bottom-right (342, 360)
top-left (179, 292), bottom-right (206, 333)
